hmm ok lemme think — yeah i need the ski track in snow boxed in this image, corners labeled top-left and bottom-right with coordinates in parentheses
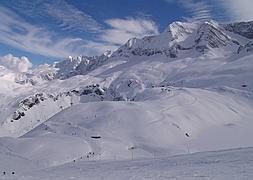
top-left (148, 89), bottom-right (198, 125)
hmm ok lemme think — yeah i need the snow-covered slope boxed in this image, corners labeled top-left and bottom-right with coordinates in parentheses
top-left (21, 87), bottom-right (253, 161)
top-left (0, 19), bottom-right (253, 179)
top-left (1, 146), bottom-right (253, 180)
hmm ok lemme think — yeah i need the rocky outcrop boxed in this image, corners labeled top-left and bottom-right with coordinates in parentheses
top-left (11, 84), bottom-right (108, 121)
top-left (237, 41), bottom-right (253, 54)
top-left (224, 21), bottom-right (253, 39)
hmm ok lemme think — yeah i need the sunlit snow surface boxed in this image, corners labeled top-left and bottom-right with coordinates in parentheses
top-left (0, 20), bottom-right (253, 179)
top-left (0, 147), bottom-right (253, 180)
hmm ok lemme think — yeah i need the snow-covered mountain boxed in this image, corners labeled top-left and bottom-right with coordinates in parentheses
top-left (4, 20), bottom-right (252, 85)
top-left (113, 20), bottom-right (242, 59)
top-left (0, 20), bottom-right (253, 178)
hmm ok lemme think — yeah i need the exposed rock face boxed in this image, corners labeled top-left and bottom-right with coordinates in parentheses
top-left (224, 21), bottom-right (253, 39)
top-left (238, 41), bottom-right (253, 54)
top-left (194, 21), bottom-right (240, 51)
top-left (44, 53), bottom-right (111, 80)
top-left (11, 84), bottom-right (108, 121)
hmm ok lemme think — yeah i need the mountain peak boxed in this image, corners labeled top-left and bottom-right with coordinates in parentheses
top-left (112, 19), bottom-right (249, 59)
top-left (164, 21), bottom-right (195, 41)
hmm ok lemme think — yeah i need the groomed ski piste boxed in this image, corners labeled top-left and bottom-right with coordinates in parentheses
top-left (0, 20), bottom-right (253, 179)
top-left (1, 146), bottom-right (253, 180)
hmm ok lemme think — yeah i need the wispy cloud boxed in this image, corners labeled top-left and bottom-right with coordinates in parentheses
top-left (101, 18), bottom-right (159, 45)
top-left (217, 0), bottom-right (253, 21)
top-left (165, 0), bottom-right (253, 22)
top-left (0, 6), bottom-right (93, 58)
top-left (44, 0), bottom-right (102, 32)
top-left (164, 0), bottom-right (213, 21)
top-left (2, 0), bottom-right (101, 33)
top-left (181, 0), bottom-right (212, 21)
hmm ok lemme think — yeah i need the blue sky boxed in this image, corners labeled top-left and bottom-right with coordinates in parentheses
top-left (0, 0), bottom-right (252, 65)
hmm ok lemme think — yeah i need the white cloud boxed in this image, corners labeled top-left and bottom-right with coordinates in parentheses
top-left (83, 41), bottom-right (118, 55)
top-left (217, 0), bottom-right (253, 21)
top-left (78, 18), bottom-right (159, 54)
top-left (0, 54), bottom-right (32, 72)
top-left (101, 18), bottom-right (159, 45)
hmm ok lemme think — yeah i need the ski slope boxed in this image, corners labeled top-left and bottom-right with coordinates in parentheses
top-left (0, 147), bottom-right (253, 180)
top-left (0, 86), bottom-right (250, 168)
